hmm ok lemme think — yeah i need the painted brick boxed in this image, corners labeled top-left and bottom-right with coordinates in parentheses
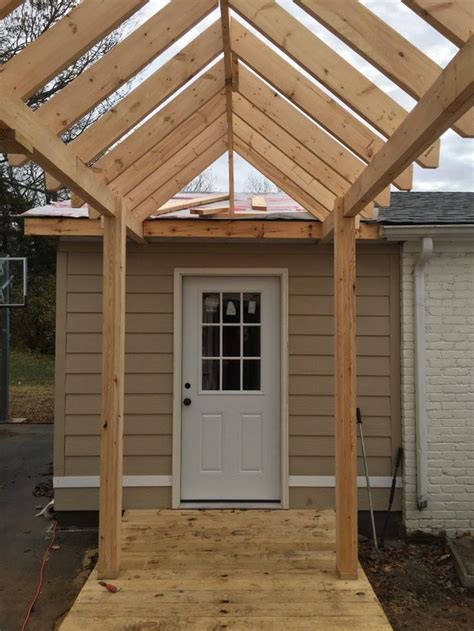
top-left (401, 240), bottom-right (474, 536)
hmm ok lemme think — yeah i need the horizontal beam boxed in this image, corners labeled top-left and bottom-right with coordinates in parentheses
top-left (24, 218), bottom-right (381, 240)
top-left (343, 36), bottom-right (474, 218)
top-left (0, 0), bottom-right (147, 100)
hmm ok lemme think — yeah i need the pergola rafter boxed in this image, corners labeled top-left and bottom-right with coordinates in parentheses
top-left (1, 0), bottom-right (472, 581)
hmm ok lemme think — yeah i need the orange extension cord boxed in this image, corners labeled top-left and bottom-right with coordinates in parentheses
top-left (21, 519), bottom-right (58, 631)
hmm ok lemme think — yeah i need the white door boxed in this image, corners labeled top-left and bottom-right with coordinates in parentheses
top-left (181, 276), bottom-right (281, 501)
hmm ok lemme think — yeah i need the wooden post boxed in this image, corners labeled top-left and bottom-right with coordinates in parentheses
top-left (97, 199), bottom-right (127, 579)
top-left (334, 197), bottom-right (358, 580)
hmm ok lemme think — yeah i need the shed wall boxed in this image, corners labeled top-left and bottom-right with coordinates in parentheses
top-left (54, 241), bottom-right (401, 511)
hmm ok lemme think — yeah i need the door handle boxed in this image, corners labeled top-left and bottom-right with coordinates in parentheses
top-left (183, 397), bottom-right (192, 407)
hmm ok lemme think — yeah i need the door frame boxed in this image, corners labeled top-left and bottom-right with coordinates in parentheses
top-left (172, 268), bottom-right (289, 509)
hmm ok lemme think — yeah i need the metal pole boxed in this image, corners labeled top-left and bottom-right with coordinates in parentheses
top-left (0, 257), bottom-right (10, 422)
top-left (357, 407), bottom-right (379, 552)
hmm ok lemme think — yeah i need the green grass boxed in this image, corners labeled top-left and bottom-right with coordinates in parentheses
top-left (9, 350), bottom-right (55, 386)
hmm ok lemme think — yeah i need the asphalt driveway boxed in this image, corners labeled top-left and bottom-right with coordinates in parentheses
top-left (0, 424), bottom-right (96, 630)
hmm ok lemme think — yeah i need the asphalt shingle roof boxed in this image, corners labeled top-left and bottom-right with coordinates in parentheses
top-left (379, 192), bottom-right (474, 224)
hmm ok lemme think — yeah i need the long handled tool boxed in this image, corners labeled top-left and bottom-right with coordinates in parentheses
top-left (381, 447), bottom-right (404, 546)
top-left (357, 407), bottom-right (379, 552)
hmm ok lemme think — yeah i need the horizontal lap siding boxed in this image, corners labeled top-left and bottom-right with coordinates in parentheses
top-left (55, 241), bottom-right (400, 510)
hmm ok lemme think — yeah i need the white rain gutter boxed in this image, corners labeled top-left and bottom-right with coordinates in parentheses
top-left (413, 237), bottom-right (433, 509)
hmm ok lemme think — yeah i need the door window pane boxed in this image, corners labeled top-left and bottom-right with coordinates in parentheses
top-left (223, 293), bottom-right (241, 323)
top-left (202, 326), bottom-right (219, 357)
top-left (243, 293), bottom-right (260, 323)
top-left (202, 293), bottom-right (220, 323)
top-left (243, 326), bottom-right (260, 357)
top-left (223, 360), bottom-right (240, 390)
top-left (202, 360), bottom-right (220, 391)
top-left (223, 326), bottom-right (240, 357)
top-left (243, 360), bottom-right (260, 390)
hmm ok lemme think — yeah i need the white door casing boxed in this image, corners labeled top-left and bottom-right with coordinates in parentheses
top-left (180, 276), bottom-right (281, 502)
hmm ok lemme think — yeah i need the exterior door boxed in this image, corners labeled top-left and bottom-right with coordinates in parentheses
top-left (181, 276), bottom-right (281, 501)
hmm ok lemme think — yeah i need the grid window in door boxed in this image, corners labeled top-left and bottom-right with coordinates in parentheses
top-left (201, 292), bottom-right (261, 392)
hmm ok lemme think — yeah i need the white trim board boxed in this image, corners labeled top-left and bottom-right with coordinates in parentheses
top-left (53, 475), bottom-right (172, 489)
top-left (54, 475), bottom-right (401, 489)
top-left (288, 476), bottom-right (402, 489)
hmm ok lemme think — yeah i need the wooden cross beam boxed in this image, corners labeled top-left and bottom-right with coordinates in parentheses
top-left (0, 0), bottom-right (22, 19)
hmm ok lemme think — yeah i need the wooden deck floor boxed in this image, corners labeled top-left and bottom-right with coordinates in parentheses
top-left (61, 509), bottom-right (391, 630)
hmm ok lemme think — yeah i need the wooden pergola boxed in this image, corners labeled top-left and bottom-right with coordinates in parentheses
top-left (1, 0), bottom-right (472, 581)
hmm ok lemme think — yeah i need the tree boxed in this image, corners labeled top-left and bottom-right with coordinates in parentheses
top-left (0, 1), bottom-right (132, 353)
top-left (182, 169), bottom-right (216, 193)
top-left (244, 173), bottom-right (280, 194)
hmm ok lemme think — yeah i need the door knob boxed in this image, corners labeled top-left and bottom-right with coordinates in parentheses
top-left (183, 397), bottom-right (192, 406)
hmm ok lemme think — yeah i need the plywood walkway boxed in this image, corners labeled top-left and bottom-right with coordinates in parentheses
top-left (61, 509), bottom-right (392, 630)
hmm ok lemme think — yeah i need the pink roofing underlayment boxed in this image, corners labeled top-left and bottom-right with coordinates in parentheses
top-left (22, 193), bottom-right (313, 220)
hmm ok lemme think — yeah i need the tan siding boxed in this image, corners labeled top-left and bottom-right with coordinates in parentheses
top-left (55, 241), bottom-right (401, 511)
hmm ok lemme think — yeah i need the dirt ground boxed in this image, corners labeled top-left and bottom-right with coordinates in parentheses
top-left (9, 383), bottom-right (54, 422)
top-left (360, 537), bottom-right (474, 630)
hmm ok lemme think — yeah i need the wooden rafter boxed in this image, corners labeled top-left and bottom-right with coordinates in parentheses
top-left (403, 0), bottom-right (473, 47)
top-left (231, 21), bottom-right (413, 191)
top-left (0, 0), bottom-right (22, 19)
top-left (129, 116), bottom-right (227, 217)
top-left (234, 116), bottom-right (333, 216)
top-left (8, 0), bottom-right (218, 167)
top-left (133, 134), bottom-right (228, 221)
top-left (0, 0), bottom-right (147, 101)
top-left (341, 36), bottom-right (474, 218)
top-left (234, 91), bottom-right (390, 209)
top-left (237, 65), bottom-right (394, 205)
top-left (229, 0), bottom-right (440, 169)
top-left (110, 93), bottom-right (226, 197)
top-left (94, 63), bottom-right (225, 185)
top-left (46, 21), bottom-right (223, 190)
top-left (297, 0), bottom-right (473, 138)
top-left (0, 78), bottom-right (143, 241)
top-left (24, 217), bottom-right (381, 241)
top-left (220, 0), bottom-right (235, 214)
top-left (234, 137), bottom-right (330, 221)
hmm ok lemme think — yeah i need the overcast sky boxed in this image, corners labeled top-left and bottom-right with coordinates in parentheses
top-left (133, 0), bottom-right (474, 193)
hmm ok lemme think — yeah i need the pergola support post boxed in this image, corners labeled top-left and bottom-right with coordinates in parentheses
top-left (334, 196), bottom-right (358, 580)
top-left (98, 200), bottom-right (127, 579)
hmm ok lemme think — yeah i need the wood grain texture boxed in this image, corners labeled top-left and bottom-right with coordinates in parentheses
top-left (60, 509), bottom-right (392, 629)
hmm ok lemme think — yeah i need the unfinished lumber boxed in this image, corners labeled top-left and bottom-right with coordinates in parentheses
top-left (333, 197), bottom-right (358, 580)
top-left (0, 0), bottom-right (147, 100)
top-left (94, 63), bottom-right (225, 185)
top-left (251, 196), bottom-right (267, 211)
top-left (157, 194), bottom-right (230, 215)
top-left (8, 0), bottom-right (218, 167)
top-left (229, 0), bottom-right (439, 168)
top-left (220, 0), bottom-right (235, 213)
top-left (297, 0), bottom-right (473, 138)
top-left (343, 36), bottom-right (474, 217)
top-left (231, 21), bottom-right (413, 191)
top-left (46, 21), bottom-right (223, 190)
top-left (403, 0), bottom-right (473, 47)
top-left (191, 204), bottom-right (230, 216)
top-left (98, 199), bottom-right (127, 579)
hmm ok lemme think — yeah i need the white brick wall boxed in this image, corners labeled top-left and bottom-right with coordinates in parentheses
top-left (401, 240), bottom-right (474, 535)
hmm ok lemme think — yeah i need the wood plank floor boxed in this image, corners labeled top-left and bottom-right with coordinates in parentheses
top-left (60, 509), bottom-right (392, 630)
